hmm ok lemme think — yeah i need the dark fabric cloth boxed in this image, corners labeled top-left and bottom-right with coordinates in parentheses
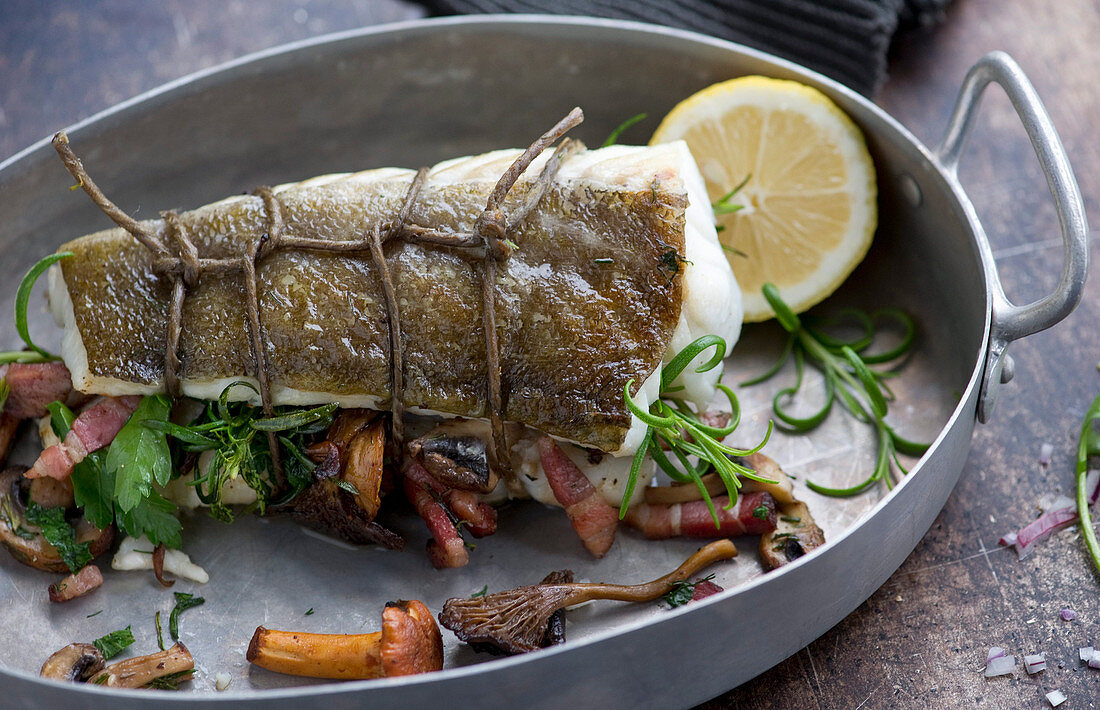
top-left (416, 0), bottom-right (952, 95)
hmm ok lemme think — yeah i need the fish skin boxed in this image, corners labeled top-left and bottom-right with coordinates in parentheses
top-left (53, 148), bottom-right (687, 453)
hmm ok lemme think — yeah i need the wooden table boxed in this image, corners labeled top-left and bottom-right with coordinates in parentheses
top-left (2, 1), bottom-right (1097, 707)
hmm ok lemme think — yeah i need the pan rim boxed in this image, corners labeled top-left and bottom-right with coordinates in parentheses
top-left (0, 13), bottom-right (994, 701)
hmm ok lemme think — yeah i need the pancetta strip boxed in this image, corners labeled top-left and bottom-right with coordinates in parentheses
top-left (537, 436), bottom-right (618, 557)
top-left (26, 395), bottom-right (141, 480)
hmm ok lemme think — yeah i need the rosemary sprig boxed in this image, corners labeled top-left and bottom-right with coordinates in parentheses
top-left (145, 382), bottom-right (336, 520)
top-left (622, 335), bottom-right (775, 526)
top-left (712, 174), bottom-right (751, 216)
top-left (1, 252), bottom-right (73, 364)
top-left (743, 283), bottom-right (928, 496)
top-left (1076, 393), bottom-right (1100, 577)
top-left (601, 113), bottom-right (648, 147)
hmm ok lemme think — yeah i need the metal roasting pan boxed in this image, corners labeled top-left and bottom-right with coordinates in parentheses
top-left (0, 16), bottom-right (1088, 710)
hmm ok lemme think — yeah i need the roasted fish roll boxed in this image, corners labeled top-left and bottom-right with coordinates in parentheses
top-left (48, 141), bottom-right (739, 458)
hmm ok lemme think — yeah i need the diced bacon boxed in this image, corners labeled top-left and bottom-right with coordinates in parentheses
top-left (691, 579), bottom-right (724, 601)
top-left (625, 492), bottom-right (777, 539)
top-left (537, 436), bottom-right (618, 557)
top-left (405, 461), bottom-right (497, 538)
top-left (26, 396), bottom-right (141, 480)
top-left (2, 362), bottom-right (73, 419)
top-left (49, 564), bottom-right (103, 603)
top-left (402, 474), bottom-right (469, 569)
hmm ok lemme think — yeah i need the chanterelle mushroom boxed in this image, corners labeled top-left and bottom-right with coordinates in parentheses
top-left (40, 643), bottom-right (105, 682)
top-left (440, 540), bottom-right (738, 654)
top-left (246, 599), bottom-right (443, 680)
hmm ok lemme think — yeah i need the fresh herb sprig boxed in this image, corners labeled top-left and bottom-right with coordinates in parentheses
top-left (712, 174), bottom-right (751, 216)
top-left (623, 335), bottom-right (775, 526)
top-left (1076, 393), bottom-right (1100, 578)
top-left (169, 591), bottom-right (205, 641)
top-left (93, 626), bottom-right (135, 659)
top-left (47, 399), bottom-right (182, 548)
top-left (601, 113), bottom-right (648, 147)
top-left (661, 574), bottom-right (716, 608)
top-left (1, 252), bottom-right (73, 364)
top-left (743, 283), bottom-right (928, 496)
top-left (23, 501), bottom-right (93, 572)
top-left (146, 382), bottom-right (336, 521)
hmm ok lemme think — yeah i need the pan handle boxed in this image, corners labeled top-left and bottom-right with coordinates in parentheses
top-left (935, 51), bottom-right (1089, 423)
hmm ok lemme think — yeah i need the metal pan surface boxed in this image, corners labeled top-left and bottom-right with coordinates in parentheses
top-left (0, 16), bottom-right (1086, 709)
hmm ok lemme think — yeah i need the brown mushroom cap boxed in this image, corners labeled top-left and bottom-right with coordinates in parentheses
top-left (0, 467), bottom-right (114, 572)
top-left (39, 643), bottom-right (105, 682)
top-left (380, 600), bottom-right (444, 677)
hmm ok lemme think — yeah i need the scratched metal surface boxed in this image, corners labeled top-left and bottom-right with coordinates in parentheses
top-left (0, 11), bottom-right (997, 708)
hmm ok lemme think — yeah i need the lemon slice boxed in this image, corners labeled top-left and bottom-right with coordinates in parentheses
top-left (650, 76), bottom-right (877, 322)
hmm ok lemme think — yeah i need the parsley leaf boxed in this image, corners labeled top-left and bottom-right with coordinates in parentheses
top-left (48, 400), bottom-right (115, 529)
top-left (93, 625), bottom-right (135, 659)
top-left (117, 490), bottom-right (182, 549)
top-left (23, 502), bottom-right (91, 573)
top-left (660, 574), bottom-right (717, 609)
top-left (106, 395), bottom-right (173, 513)
top-left (169, 592), bottom-right (205, 640)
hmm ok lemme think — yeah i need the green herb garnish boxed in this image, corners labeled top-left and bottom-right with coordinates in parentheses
top-left (601, 113), bottom-right (648, 148)
top-left (169, 592), bottom-right (205, 641)
top-left (752, 505), bottom-right (769, 520)
top-left (712, 174), bottom-right (751, 216)
top-left (144, 669), bottom-right (194, 690)
top-left (305, 608), bottom-right (314, 616)
top-left (7, 252), bottom-right (72, 361)
top-left (594, 257), bottom-right (614, 265)
top-left (24, 502), bottom-right (92, 573)
top-left (87, 610), bottom-right (103, 618)
top-left (1076, 393), bottom-right (1100, 578)
top-left (335, 479), bottom-right (360, 496)
top-left (622, 335), bottom-right (774, 527)
top-left (743, 283), bottom-right (929, 496)
top-left (661, 574), bottom-right (716, 608)
top-left (471, 585), bottom-right (488, 598)
top-left (93, 625), bottom-right (135, 659)
top-left (155, 610), bottom-right (166, 651)
top-left (146, 382), bottom-right (335, 520)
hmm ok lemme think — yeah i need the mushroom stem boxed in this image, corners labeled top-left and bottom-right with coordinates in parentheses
top-left (247, 599), bottom-right (443, 680)
top-left (94, 643), bottom-right (194, 688)
top-left (248, 628), bottom-right (385, 680)
top-left (560, 539), bottom-right (737, 604)
top-left (440, 540), bottom-right (738, 654)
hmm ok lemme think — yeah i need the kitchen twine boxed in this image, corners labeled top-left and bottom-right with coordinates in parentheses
top-left (52, 108), bottom-right (583, 487)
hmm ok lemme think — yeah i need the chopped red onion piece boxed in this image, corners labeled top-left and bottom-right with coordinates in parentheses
top-left (1046, 690), bottom-right (1066, 707)
top-left (1060, 608), bottom-right (1076, 621)
top-left (998, 532), bottom-right (1018, 547)
top-left (1039, 442), bottom-right (1054, 466)
top-left (1024, 653), bottom-right (1047, 673)
top-left (984, 654), bottom-right (1015, 677)
top-left (1011, 506), bottom-right (1078, 559)
top-left (1078, 646), bottom-right (1093, 662)
top-left (986, 646), bottom-right (1006, 662)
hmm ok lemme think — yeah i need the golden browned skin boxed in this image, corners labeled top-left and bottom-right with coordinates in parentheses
top-left (56, 158), bottom-right (686, 452)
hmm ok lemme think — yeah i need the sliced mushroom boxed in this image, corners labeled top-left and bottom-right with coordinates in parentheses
top-left (343, 420), bottom-right (385, 519)
top-left (93, 643), bottom-right (194, 688)
top-left (246, 599), bottom-right (443, 680)
top-left (281, 477), bottom-right (403, 550)
top-left (759, 501), bottom-right (826, 570)
top-left (407, 420), bottom-right (497, 494)
top-left (644, 472), bottom-right (725, 505)
top-left (0, 467), bottom-right (114, 572)
top-left (0, 413), bottom-right (19, 468)
top-left (736, 452), bottom-right (796, 504)
top-left (40, 643), bottom-right (105, 682)
top-left (28, 476), bottom-right (75, 510)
